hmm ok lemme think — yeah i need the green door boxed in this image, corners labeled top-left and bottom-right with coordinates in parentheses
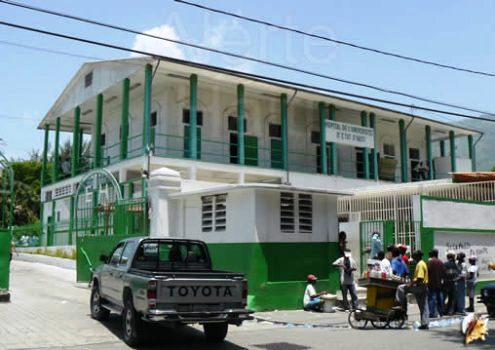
top-left (183, 126), bottom-right (202, 159)
top-left (271, 138), bottom-right (283, 169)
top-left (245, 135), bottom-right (258, 166)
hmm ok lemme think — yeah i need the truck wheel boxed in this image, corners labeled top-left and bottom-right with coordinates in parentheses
top-left (122, 299), bottom-right (143, 346)
top-left (90, 285), bottom-right (110, 321)
top-left (203, 322), bottom-right (228, 343)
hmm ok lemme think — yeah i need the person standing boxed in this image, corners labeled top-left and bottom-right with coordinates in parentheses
top-left (466, 256), bottom-right (479, 312)
top-left (333, 249), bottom-right (359, 310)
top-left (455, 252), bottom-right (467, 314)
top-left (338, 231), bottom-right (348, 257)
top-left (303, 274), bottom-right (327, 311)
top-left (427, 249), bottom-right (445, 318)
top-left (396, 250), bottom-right (429, 330)
top-left (443, 251), bottom-right (460, 315)
top-left (369, 232), bottom-right (382, 260)
top-left (391, 246), bottom-right (409, 277)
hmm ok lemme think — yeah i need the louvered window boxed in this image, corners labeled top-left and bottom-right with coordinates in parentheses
top-left (280, 192), bottom-right (313, 233)
top-left (202, 194), bottom-right (227, 232)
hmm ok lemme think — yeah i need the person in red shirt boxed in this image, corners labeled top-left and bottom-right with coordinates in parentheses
top-left (398, 244), bottom-right (409, 267)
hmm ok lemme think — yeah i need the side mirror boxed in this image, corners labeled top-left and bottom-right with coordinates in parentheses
top-left (99, 254), bottom-right (108, 263)
top-left (120, 256), bottom-right (129, 265)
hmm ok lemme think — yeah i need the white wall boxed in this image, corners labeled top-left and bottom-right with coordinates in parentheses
top-left (422, 198), bottom-right (495, 230)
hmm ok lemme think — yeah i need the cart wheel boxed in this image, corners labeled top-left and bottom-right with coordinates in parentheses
top-left (388, 316), bottom-right (406, 329)
top-left (371, 319), bottom-right (389, 329)
top-left (348, 309), bottom-right (368, 329)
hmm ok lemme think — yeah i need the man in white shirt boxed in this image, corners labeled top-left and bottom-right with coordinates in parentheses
top-left (466, 256), bottom-right (479, 312)
top-left (303, 274), bottom-right (326, 311)
top-left (333, 250), bottom-right (359, 310)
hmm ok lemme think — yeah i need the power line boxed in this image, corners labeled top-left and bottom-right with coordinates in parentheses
top-left (174, 0), bottom-right (495, 78)
top-left (0, 39), bottom-right (102, 60)
top-left (0, 20), bottom-right (494, 125)
top-left (0, 1), bottom-right (494, 117)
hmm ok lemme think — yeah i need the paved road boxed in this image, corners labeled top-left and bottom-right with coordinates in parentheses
top-left (1, 260), bottom-right (493, 350)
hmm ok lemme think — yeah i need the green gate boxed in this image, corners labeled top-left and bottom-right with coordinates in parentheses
top-left (359, 220), bottom-right (421, 273)
top-left (74, 170), bottom-right (149, 282)
top-left (0, 230), bottom-right (11, 289)
top-left (0, 150), bottom-right (14, 290)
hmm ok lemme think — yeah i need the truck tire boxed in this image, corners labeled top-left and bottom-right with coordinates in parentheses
top-left (90, 285), bottom-right (110, 321)
top-left (122, 299), bottom-right (143, 347)
top-left (203, 322), bottom-right (228, 343)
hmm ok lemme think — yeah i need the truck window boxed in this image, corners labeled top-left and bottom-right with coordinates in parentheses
top-left (119, 241), bottom-right (137, 266)
top-left (132, 241), bottom-right (209, 270)
top-left (109, 243), bottom-right (125, 266)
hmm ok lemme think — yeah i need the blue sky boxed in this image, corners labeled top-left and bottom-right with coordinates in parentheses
top-left (1, 0), bottom-right (495, 159)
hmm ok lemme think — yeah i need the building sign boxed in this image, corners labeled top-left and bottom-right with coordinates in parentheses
top-left (326, 120), bottom-right (374, 148)
top-left (435, 231), bottom-right (495, 280)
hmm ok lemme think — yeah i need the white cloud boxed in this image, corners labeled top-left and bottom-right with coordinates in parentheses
top-left (131, 24), bottom-right (185, 59)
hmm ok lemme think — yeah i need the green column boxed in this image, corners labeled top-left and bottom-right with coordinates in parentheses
top-left (360, 111), bottom-right (369, 179)
top-left (94, 94), bottom-right (103, 168)
top-left (399, 119), bottom-right (408, 182)
top-left (318, 102), bottom-right (328, 174)
top-left (41, 124), bottom-right (49, 186)
top-left (189, 74), bottom-right (198, 159)
top-left (280, 93), bottom-right (288, 170)
top-left (53, 117), bottom-right (61, 182)
top-left (449, 130), bottom-right (456, 172)
top-left (68, 196), bottom-right (74, 245)
top-left (237, 84), bottom-right (245, 165)
top-left (143, 64), bottom-right (153, 155)
top-left (120, 78), bottom-right (130, 160)
top-left (440, 140), bottom-right (445, 157)
top-left (71, 107), bottom-right (81, 177)
top-left (468, 135), bottom-right (476, 171)
top-left (425, 125), bottom-right (433, 180)
top-left (369, 113), bottom-right (378, 180)
top-left (329, 104), bottom-right (337, 175)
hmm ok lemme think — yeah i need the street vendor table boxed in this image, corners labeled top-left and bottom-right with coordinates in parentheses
top-left (358, 277), bottom-right (404, 313)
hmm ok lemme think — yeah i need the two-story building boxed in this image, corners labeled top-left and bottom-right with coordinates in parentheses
top-left (37, 56), bottom-right (480, 310)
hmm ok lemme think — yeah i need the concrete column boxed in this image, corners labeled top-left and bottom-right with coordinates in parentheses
top-left (71, 107), bottom-right (81, 177)
top-left (237, 84), bottom-right (245, 165)
top-left (318, 102), bottom-right (328, 175)
top-left (399, 119), bottom-right (408, 182)
top-left (449, 130), bottom-right (456, 172)
top-left (280, 93), bottom-right (288, 170)
top-left (148, 167), bottom-right (182, 237)
top-left (369, 112), bottom-right (378, 180)
top-left (53, 117), bottom-right (61, 182)
top-left (329, 104), bottom-right (337, 175)
top-left (143, 64), bottom-right (153, 155)
top-left (94, 94), bottom-right (103, 168)
top-left (120, 78), bottom-right (130, 160)
top-left (189, 74), bottom-right (198, 159)
top-left (360, 111), bottom-right (369, 179)
top-left (41, 124), bottom-right (49, 186)
top-left (425, 125), bottom-right (433, 180)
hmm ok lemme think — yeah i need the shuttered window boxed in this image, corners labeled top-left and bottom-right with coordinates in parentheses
top-left (280, 192), bottom-right (313, 234)
top-left (202, 194), bottom-right (227, 232)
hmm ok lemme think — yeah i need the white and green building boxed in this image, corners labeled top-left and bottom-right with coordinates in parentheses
top-left (37, 56), bottom-right (482, 310)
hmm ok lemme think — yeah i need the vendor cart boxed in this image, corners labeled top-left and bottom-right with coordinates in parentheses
top-left (348, 277), bottom-right (406, 329)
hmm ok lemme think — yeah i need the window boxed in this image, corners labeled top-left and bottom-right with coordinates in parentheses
top-left (311, 131), bottom-right (320, 144)
top-left (101, 133), bottom-right (106, 146)
top-left (383, 144), bottom-right (396, 159)
top-left (182, 109), bottom-right (203, 126)
top-left (409, 148), bottom-right (421, 182)
top-left (228, 116), bottom-right (247, 132)
top-left (280, 192), bottom-right (313, 234)
top-left (269, 123), bottom-right (281, 138)
top-left (119, 241), bottom-right (137, 266)
top-left (109, 243), bottom-right (125, 265)
top-left (201, 194), bottom-right (227, 232)
top-left (56, 211), bottom-right (61, 222)
top-left (151, 111), bottom-right (157, 127)
top-left (45, 190), bottom-right (52, 202)
top-left (84, 71), bottom-right (93, 88)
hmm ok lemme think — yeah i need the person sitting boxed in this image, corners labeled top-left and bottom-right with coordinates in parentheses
top-left (391, 246), bottom-right (409, 277)
top-left (303, 274), bottom-right (326, 312)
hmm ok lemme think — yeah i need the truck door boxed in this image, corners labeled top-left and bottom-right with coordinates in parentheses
top-left (100, 242), bottom-right (125, 302)
top-left (113, 241), bottom-right (137, 305)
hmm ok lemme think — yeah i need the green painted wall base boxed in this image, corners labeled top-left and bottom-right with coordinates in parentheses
top-left (207, 242), bottom-right (340, 311)
top-left (0, 230), bottom-right (12, 290)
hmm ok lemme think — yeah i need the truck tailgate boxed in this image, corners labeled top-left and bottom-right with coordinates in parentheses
top-left (158, 278), bottom-right (242, 304)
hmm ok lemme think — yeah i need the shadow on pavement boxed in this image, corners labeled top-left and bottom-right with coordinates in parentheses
top-left (428, 327), bottom-right (494, 349)
top-left (98, 314), bottom-right (248, 350)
